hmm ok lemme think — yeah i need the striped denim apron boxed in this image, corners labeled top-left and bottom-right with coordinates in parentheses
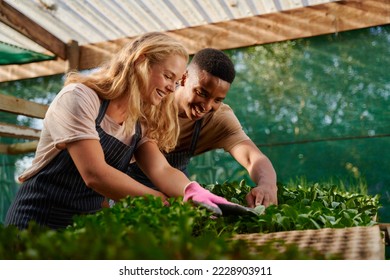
top-left (5, 100), bottom-right (141, 230)
top-left (127, 119), bottom-right (203, 189)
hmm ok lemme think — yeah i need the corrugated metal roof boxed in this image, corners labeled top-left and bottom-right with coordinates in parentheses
top-left (3, 0), bottom-right (389, 82)
top-left (1, 0), bottom-right (339, 55)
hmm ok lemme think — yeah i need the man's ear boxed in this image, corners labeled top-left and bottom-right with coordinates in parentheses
top-left (181, 70), bottom-right (188, 86)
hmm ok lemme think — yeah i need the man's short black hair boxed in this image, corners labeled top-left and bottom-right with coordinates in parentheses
top-left (191, 48), bottom-right (235, 84)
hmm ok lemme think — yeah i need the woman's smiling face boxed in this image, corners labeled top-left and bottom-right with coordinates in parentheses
top-left (145, 54), bottom-right (187, 106)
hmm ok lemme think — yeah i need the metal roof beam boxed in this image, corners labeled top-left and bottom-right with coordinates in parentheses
top-left (0, 0), bottom-right (67, 59)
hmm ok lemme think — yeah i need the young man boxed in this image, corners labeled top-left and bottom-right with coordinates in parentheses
top-left (129, 48), bottom-right (278, 208)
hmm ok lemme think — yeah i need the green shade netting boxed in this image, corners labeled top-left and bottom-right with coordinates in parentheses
top-left (0, 41), bottom-right (55, 65)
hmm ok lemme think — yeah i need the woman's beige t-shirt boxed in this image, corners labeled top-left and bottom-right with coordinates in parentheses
top-left (19, 83), bottom-right (145, 182)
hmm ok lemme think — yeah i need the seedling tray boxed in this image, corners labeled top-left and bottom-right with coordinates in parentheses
top-left (233, 225), bottom-right (385, 259)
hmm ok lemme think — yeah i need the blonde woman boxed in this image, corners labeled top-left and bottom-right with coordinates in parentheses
top-left (6, 32), bottom-right (237, 230)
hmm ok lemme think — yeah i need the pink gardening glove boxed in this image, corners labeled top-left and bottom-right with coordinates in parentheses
top-left (183, 182), bottom-right (234, 215)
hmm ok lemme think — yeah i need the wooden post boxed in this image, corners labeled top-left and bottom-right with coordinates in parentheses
top-left (6, 141), bottom-right (39, 155)
top-left (66, 40), bottom-right (79, 73)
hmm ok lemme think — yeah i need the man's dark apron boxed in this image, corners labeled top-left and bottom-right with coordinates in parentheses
top-left (127, 119), bottom-right (203, 189)
top-left (5, 100), bottom-right (141, 230)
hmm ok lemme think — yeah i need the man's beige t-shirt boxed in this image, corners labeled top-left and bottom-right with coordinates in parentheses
top-left (174, 103), bottom-right (249, 155)
top-left (19, 83), bottom-right (144, 182)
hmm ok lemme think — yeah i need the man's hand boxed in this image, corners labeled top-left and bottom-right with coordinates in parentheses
top-left (230, 140), bottom-right (278, 208)
top-left (245, 185), bottom-right (278, 208)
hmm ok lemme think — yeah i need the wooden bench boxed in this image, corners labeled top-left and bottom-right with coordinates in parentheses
top-left (0, 93), bottom-right (48, 155)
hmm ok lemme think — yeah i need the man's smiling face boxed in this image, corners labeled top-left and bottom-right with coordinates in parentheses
top-left (177, 65), bottom-right (231, 121)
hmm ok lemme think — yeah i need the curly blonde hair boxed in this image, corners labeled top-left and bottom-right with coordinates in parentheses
top-left (65, 32), bottom-right (189, 152)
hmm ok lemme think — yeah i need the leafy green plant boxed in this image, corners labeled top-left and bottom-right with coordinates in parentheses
top-left (205, 180), bottom-right (380, 233)
top-left (0, 197), bottom-right (323, 260)
top-left (0, 179), bottom-right (381, 260)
